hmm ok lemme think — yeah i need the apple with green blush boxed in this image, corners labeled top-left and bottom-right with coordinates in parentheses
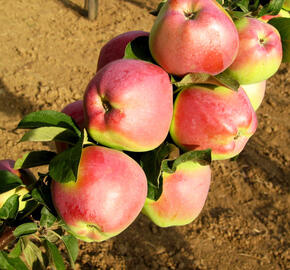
top-left (51, 145), bottom-right (147, 242)
top-left (170, 84), bottom-right (257, 160)
top-left (149, 0), bottom-right (239, 76)
top-left (226, 17), bottom-right (282, 84)
top-left (84, 59), bottom-right (173, 152)
top-left (241, 80), bottom-right (266, 111)
top-left (142, 160), bottom-right (211, 227)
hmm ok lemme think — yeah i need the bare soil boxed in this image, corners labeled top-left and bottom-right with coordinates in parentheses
top-left (0, 0), bottom-right (289, 269)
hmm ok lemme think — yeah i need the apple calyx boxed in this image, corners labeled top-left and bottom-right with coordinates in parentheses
top-left (258, 32), bottom-right (267, 46)
top-left (86, 223), bottom-right (107, 237)
top-left (101, 97), bottom-right (112, 113)
top-left (259, 37), bottom-right (266, 45)
top-left (234, 131), bottom-right (241, 140)
top-left (68, 221), bottom-right (113, 242)
top-left (184, 10), bottom-right (199, 20)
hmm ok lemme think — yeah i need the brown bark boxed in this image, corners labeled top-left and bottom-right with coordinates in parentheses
top-left (0, 226), bottom-right (16, 250)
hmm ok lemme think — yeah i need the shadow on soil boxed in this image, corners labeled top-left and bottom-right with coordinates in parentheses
top-left (55, 0), bottom-right (88, 17)
top-left (0, 78), bottom-right (37, 118)
top-left (237, 142), bottom-right (290, 193)
top-left (123, 0), bottom-right (154, 11)
top-left (78, 215), bottom-right (202, 270)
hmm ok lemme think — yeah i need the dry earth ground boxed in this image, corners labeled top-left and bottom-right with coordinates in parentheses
top-left (0, 0), bottom-right (289, 269)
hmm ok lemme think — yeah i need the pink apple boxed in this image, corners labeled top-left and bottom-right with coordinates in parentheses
top-left (97, 30), bottom-right (149, 71)
top-left (170, 84), bottom-right (257, 160)
top-left (226, 17), bottom-right (282, 84)
top-left (55, 100), bottom-right (85, 152)
top-left (0, 159), bottom-right (36, 210)
top-left (241, 80), bottom-right (266, 111)
top-left (84, 59), bottom-right (173, 152)
top-left (149, 0), bottom-right (239, 76)
top-left (51, 145), bottom-right (147, 242)
top-left (142, 160), bottom-right (211, 227)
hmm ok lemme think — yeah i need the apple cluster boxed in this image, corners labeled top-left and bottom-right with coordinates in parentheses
top-left (1, 0), bottom-right (286, 245)
top-left (50, 0), bottom-right (285, 242)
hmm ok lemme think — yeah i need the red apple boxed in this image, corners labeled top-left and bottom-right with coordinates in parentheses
top-left (241, 80), bottom-right (266, 111)
top-left (149, 0), bottom-right (239, 76)
top-left (84, 59), bottom-right (173, 152)
top-left (55, 100), bottom-right (85, 152)
top-left (51, 145), bottom-right (147, 242)
top-left (226, 17), bottom-right (282, 84)
top-left (0, 159), bottom-right (36, 210)
top-left (142, 160), bottom-right (211, 227)
top-left (170, 84), bottom-right (257, 160)
top-left (97, 30), bottom-right (149, 71)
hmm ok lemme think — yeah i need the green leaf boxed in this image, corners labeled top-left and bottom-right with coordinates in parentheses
top-left (0, 251), bottom-right (29, 270)
top-left (173, 73), bottom-right (210, 92)
top-left (30, 175), bottom-right (57, 215)
top-left (268, 17), bottom-right (290, 62)
top-left (161, 149), bottom-right (212, 174)
top-left (9, 240), bottom-right (22, 258)
top-left (17, 199), bottom-right (38, 221)
top-left (258, 0), bottom-right (284, 17)
top-left (49, 131), bottom-right (86, 183)
top-left (150, 0), bottom-right (167, 16)
top-left (45, 230), bottom-right (60, 243)
top-left (62, 234), bottom-right (79, 268)
top-left (17, 110), bottom-right (81, 137)
top-left (31, 187), bottom-right (53, 211)
top-left (236, 0), bottom-right (249, 12)
top-left (228, 10), bottom-right (251, 19)
top-left (249, 0), bottom-right (260, 11)
top-left (141, 144), bottom-right (212, 201)
top-left (13, 223), bottom-right (38, 238)
top-left (22, 238), bottom-right (46, 270)
top-left (14, 151), bottom-right (56, 170)
top-left (0, 251), bottom-right (15, 270)
top-left (40, 207), bottom-right (57, 228)
top-left (140, 143), bottom-right (179, 201)
top-left (214, 71), bottom-right (240, 91)
top-left (0, 194), bottom-right (19, 220)
top-left (124, 36), bottom-right (155, 63)
top-left (19, 127), bottom-right (79, 144)
top-left (44, 240), bottom-right (66, 270)
top-left (0, 171), bottom-right (23, 193)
